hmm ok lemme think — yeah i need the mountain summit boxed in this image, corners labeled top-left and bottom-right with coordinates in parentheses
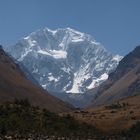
top-left (5, 27), bottom-right (122, 105)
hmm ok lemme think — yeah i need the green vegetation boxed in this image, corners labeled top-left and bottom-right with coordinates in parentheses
top-left (0, 99), bottom-right (139, 139)
top-left (105, 102), bottom-right (129, 110)
top-left (0, 99), bottom-right (99, 139)
top-left (129, 121), bottom-right (140, 140)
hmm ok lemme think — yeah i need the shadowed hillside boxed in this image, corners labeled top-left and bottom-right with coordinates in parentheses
top-left (91, 46), bottom-right (140, 106)
top-left (0, 46), bottom-right (73, 113)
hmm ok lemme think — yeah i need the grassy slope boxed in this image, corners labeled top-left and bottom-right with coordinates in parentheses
top-left (69, 95), bottom-right (140, 133)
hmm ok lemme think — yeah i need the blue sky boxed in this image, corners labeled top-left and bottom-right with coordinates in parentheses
top-left (0, 0), bottom-right (140, 55)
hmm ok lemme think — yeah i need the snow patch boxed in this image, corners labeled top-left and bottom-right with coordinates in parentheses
top-left (61, 67), bottom-right (71, 73)
top-left (71, 38), bottom-right (84, 43)
top-left (45, 28), bottom-right (57, 35)
top-left (67, 71), bottom-right (91, 93)
top-left (38, 50), bottom-right (51, 56)
top-left (113, 55), bottom-right (123, 62)
top-left (48, 75), bottom-right (59, 82)
top-left (18, 48), bottom-right (32, 61)
top-left (38, 50), bottom-right (67, 59)
top-left (42, 84), bottom-right (47, 89)
top-left (24, 36), bottom-right (30, 40)
top-left (87, 73), bottom-right (108, 89)
top-left (50, 50), bottom-right (67, 59)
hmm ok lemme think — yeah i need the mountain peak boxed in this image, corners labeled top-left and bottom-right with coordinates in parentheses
top-left (5, 27), bottom-right (122, 106)
top-left (22, 27), bottom-right (103, 53)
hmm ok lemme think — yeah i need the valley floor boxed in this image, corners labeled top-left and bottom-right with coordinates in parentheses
top-left (0, 97), bottom-right (140, 140)
top-left (66, 95), bottom-right (140, 132)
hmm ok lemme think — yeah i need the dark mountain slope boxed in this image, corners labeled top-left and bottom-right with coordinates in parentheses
top-left (91, 45), bottom-right (140, 106)
top-left (0, 46), bottom-right (73, 113)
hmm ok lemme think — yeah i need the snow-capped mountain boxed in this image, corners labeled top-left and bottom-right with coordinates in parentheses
top-left (5, 27), bottom-right (122, 104)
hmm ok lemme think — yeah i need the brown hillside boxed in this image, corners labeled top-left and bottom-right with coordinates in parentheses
top-left (90, 46), bottom-right (140, 106)
top-left (68, 95), bottom-right (140, 132)
top-left (92, 64), bottom-right (140, 105)
top-left (0, 46), bottom-right (73, 113)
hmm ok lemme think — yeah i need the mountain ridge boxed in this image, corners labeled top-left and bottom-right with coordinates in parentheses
top-left (4, 27), bottom-right (122, 106)
top-left (90, 45), bottom-right (140, 106)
